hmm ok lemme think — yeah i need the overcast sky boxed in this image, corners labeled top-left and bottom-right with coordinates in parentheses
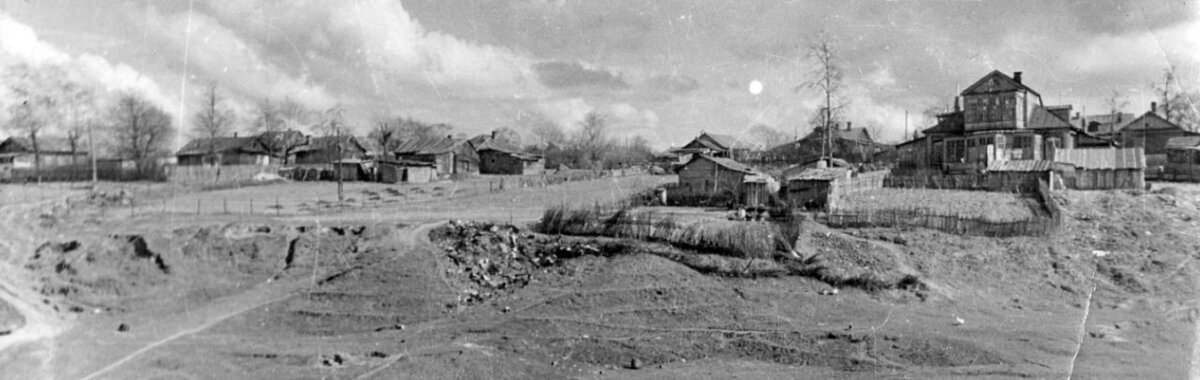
top-left (1, 0), bottom-right (1198, 149)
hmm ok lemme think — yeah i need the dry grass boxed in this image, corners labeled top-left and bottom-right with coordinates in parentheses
top-left (840, 188), bottom-right (1039, 222)
top-left (538, 204), bottom-right (799, 259)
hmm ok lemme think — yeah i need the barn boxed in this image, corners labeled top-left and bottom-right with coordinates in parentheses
top-left (674, 154), bottom-right (763, 204)
top-left (378, 159), bottom-right (436, 184)
top-left (392, 136), bottom-right (479, 176)
top-left (176, 136), bottom-right (270, 166)
top-left (476, 140), bottom-right (544, 175)
top-left (1053, 148), bottom-right (1145, 190)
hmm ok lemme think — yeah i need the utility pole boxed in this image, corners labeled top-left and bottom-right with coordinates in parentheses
top-left (88, 119), bottom-right (97, 185)
top-left (335, 119), bottom-right (344, 203)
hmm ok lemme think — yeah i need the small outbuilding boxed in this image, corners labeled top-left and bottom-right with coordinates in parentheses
top-left (378, 159), bottom-right (436, 184)
top-left (985, 160), bottom-right (1068, 192)
top-left (784, 167), bottom-right (850, 210)
top-left (1165, 136), bottom-right (1200, 181)
top-left (675, 154), bottom-right (760, 202)
top-left (1052, 148), bottom-right (1145, 190)
top-left (476, 140), bottom-right (544, 175)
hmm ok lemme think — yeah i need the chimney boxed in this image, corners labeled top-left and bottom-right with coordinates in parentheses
top-left (233, 132), bottom-right (238, 138)
top-left (953, 96), bottom-right (961, 112)
top-left (1151, 101), bottom-right (1157, 113)
top-left (305, 135), bottom-right (311, 145)
top-left (1013, 71), bottom-right (1023, 84)
top-left (491, 130), bottom-right (497, 139)
top-left (846, 121), bottom-right (852, 131)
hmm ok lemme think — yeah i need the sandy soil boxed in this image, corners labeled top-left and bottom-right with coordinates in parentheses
top-left (0, 176), bottom-right (1196, 379)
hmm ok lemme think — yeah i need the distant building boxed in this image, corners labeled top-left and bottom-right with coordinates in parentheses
top-left (783, 167), bottom-right (851, 210)
top-left (293, 135), bottom-right (368, 165)
top-left (674, 154), bottom-right (765, 204)
top-left (176, 135), bottom-right (270, 166)
top-left (256, 130), bottom-right (307, 164)
top-left (378, 159), bottom-right (436, 183)
top-left (1165, 136), bottom-right (1200, 181)
top-left (675, 132), bottom-right (762, 161)
top-left (1101, 103), bottom-right (1200, 167)
top-left (476, 140), bottom-right (544, 175)
top-left (0, 136), bottom-right (89, 169)
top-left (915, 70), bottom-right (1115, 172)
top-left (392, 136), bottom-right (479, 176)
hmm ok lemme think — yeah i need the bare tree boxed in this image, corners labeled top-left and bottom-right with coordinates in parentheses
top-left (575, 111), bottom-right (609, 166)
top-left (748, 124), bottom-right (788, 149)
top-left (317, 104), bottom-right (348, 202)
top-left (491, 126), bottom-right (522, 147)
top-left (253, 97), bottom-right (310, 164)
top-left (192, 82), bottom-right (236, 167)
top-left (109, 92), bottom-right (175, 173)
top-left (4, 63), bottom-right (67, 182)
top-left (1105, 88), bottom-right (1130, 122)
top-left (369, 117), bottom-right (398, 157)
top-left (528, 115), bottom-right (566, 147)
top-left (803, 31), bottom-right (846, 159)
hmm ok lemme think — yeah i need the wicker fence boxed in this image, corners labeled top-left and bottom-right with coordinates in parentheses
top-left (825, 179), bottom-right (1061, 237)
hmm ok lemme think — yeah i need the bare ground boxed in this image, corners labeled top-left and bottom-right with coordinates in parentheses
top-left (0, 176), bottom-right (1197, 379)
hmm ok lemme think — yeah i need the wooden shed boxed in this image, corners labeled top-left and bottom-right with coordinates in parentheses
top-left (1053, 148), bottom-right (1145, 190)
top-left (985, 160), bottom-right (1066, 192)
top-left (675, 154), bottom-right (759, 202)
top-left (378, 160), bottom-right (436, 184)
top-left (476, 140), bottom-right (544, 175)
top-left (784, 167), bottom-right (850, 210)
top-left (332, 159), bottom-right (373, 181)
top-left (1165, 136), bottom-right (1200, 181)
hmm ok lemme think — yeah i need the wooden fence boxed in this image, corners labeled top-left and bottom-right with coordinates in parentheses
top-left (167, 164), bottom-right (283, 185)
top-left (825, 179), bottom-right (1061, 237)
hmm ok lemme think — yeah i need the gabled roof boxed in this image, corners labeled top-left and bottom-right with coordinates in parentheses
top-left (961, 70), bottom-right (1041, 97)
top-left (1167, 136), bottom-right (1200, 151)
top-left (392, 136), bottom-right (465, 155)
top-left (1116, 111), bottom-right (1193, 133)
top-left (293, 135), bottom-right (367, 153)
top-left (476, 139), bottom-right (541, 160)
top-left (922, 111), bottom-right (964, 134)
top-left (1027, 105), bottom-right (1074, 130)
top-left (1072, 112), bottom-right (1136, 135)
top-left (677, 154), bottom-right (757, 174)
top-left (703, 133), bottom-right (760, 150)
top-left (177, 136), bottom-right (266, 156)
top-left (0, 136), bottom-right (84, 154)
top-left (1053, 148), bottom-right (1146, 170)
top-left (833, 127), bottom-right (876, 144)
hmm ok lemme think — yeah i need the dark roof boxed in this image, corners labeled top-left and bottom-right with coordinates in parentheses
top-left (833, 127), bottom-right (875, 144)
top-left (294, 135), bottom-right (367, 153)
top-left (1119, 111), bottom-right (1192, 133)
top-left (961, 70), bottom-right (1041, 97)
top-left (1027, 106), bottom-right (1073, 130)
top-left (703, 133), bottom-right (760, 150)
top-left (1053, 148), bottom-right (1146, 170)
top-left (1167, 136), bottom-right (1200, 150)
top-left (677, 154), bottom-right (757, 174)
top-left (987, 160), bottom-right (1058, 172)
top-left (378, 158), bottom-right (435, 167)
top-left (895, 136), bottom-right (927, 149)
top-left (392, 136), bottom-right (465, 155)
top-left (477, 140), bottom-right (541, 160)
top-left (922, 111), bottom-right (964, 134)
top-left (0, 136), bottom-right (84, 154)
top-left (1073, 112), bottom-right (1136, 135)
top-left (787, 167), bottom-right (849, 181)
top-left (177, 136), bottom-right (266, 156)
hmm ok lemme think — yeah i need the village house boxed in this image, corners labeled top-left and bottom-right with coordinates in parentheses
top-left (915, 70), bottom-right (1113, 172)
top-left (0, 136), bottom-right (89, 169)
top-left (674, 132), bottom-right (762, 161)
top-left (378, 159), bottom-right (436, 184)
top-left (674, 154), bottom-right (767, 204)
top-left (256, 130), bottom-right (307, 164)
top-left (765, 122), bottom-right (888, 164)
top-left (475, 140), bottom-right (544, 175)
top-left (1100, 103), bottom-right (1199, 167)
top-left (1165, 136), bottom-right (1200, 181)
top-left (391, 136), bottom-right (479, 176)
top-left (292, 135), bottom-right (368, 165)
top-left (176, 135), bottom-right (271, 166)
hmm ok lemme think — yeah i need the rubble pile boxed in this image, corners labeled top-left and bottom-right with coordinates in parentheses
top-left (431, 220), bottom-right (609, 304)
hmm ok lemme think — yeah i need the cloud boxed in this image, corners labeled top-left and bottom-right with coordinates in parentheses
top-left (0, 12), bottom-right (176, 118)
top-left (608, 102), bottom-right (659, 130)
top-left (537, 97), bottom-right (595, 130)
top-left (146, 8), bottom-right (336, 111)
top-left (644, 73), bottom-right (700, 95)
top-left (533, 61), bottom-right (629, 90)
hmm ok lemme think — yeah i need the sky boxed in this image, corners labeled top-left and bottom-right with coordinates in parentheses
top-left (1, 0), bottom-right (1198, 150)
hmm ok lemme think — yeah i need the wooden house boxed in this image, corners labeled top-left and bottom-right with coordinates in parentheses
top-left (256, 130), bottom-right (306, 164)
top-left (293, 135), bottom-right (368, 166)
top-left (176, 135), bottom-right (270, 166)
top-left (675, 132), bottom-right (762, 161)
top-left (675, 154), bottom-right (762, 202)
top-left (392, 136), bottom-right (478, 176)
top-left (475, 140), bottom-right (543, 175)
top-left (1165, 136), bottom-right (1200, 181)
top-left (1105, 103), bottom-right (1199, 167)
top-left (0, 136), bottom-right (89, 168)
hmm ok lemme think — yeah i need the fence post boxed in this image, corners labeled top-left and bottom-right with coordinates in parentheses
top-left (276, 197), bottom-right (281, 216)
top-left (250, 199), bottom-right (254, 214)
top-left (223, 198), bottom-right (228, 214)
top-left (197, 198), bottom-right (201, 215)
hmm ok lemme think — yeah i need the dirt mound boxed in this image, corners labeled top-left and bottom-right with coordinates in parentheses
top-left (25, 235), bottom-right (171, 306)
top-left (0, 299), bottom-right (22, 335)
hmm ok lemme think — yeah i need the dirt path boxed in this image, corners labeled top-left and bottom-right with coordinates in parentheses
top-left (0, 188), bottom-right (78, 380)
